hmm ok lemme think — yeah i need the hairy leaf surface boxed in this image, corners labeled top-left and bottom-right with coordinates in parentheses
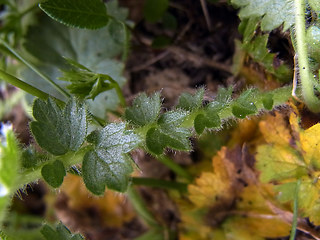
top-left (177, 88), bottom-right (204, 111)
top-left (146, 110), bottom-right (191, 155)
top-left (125, 92), bottom-right (161, 126)
top-left (82, 123), bottom-right (141, 194)
top-left (30, 98), bottom-right (87, 156)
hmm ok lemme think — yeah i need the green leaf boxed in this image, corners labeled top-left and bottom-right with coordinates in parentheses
top-left (306, 25), bottom-right (320, 62)
top-left (177, 88), bottom-right (204, 111)
top-left (125, 92), bottom-right (161, 127)
top-left (39, 0), bottom-right (109, 29)
top-left (146, 110), bottom-right (191, 155)
top-left (82, 123), bottom-right (141, 194)
top-left (21, 147), bottom-right (48, 169)
top-left (144, 0), bottom-right (169, 23)
top-left (41, 222), bottom-right (84, 240)
top-left (242, 35), bottom-right (292, 81)
top-left (231, 0), bottom-right (295, 31)
top-left (22, 7), bottom-right (129, 116)
top-left (60, 58), bottom-right (121, 100)
top-left (262, 93), bottom-right (274, 110)
top-left (256, 145), bottom-right (308, 182)
top-left (194, 105), bottom-right (221, 134)
top-left (232, 89), bottom-right (258, 119)
top-left (41, 160), bottom-right (66, 188)
top-left (30, 98), bottom-right (87, 156)
top-left (0, 123), bottom-right (20, 224)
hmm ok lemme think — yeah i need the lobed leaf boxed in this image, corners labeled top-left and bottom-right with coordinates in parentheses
top-left (176, 88), bottom-right (204, 111)
top-left (125, 92), bottom-right (161, 127)
top-left (30, 98), bottom-right (87, 156)
top-left (39, 0), bottom-right (109, 29)
top-left (82, 123), bottom-right (141, 194)
top-left (231, 0), bottom-right (295, 31)
top-left (41, 222), bottom-right (84, 240)
top-left (194, 102), bottom-right (222, 135)
top-left (60, 59), bottom-right (120, 100)
top-left (231, 89), bottom-right (258, 119)
top-left (146, 110), bottom-right (191, 155)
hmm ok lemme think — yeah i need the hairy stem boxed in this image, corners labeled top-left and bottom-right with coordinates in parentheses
top-left (0, 39), bottom-right (70, 99)
top-left (294, 0), bottom-right (320, 112)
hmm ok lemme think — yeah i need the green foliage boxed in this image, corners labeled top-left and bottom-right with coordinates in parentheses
top-left (82, 123), bottom-right (141, 194)
top-left (0, 123), bottom-right (20, 224)
top-left (60, 58), bottom-right (123, 100)
top-left (41, 222), bottom-right (84, 240)
top-left (306, 25), bottom-right (320, 62)
top-left (231, 0), bottom-right (295, 31)
top-left (41, 160), bottom-right (66, 188)
top-left (23, 3), bottom-right (128, 114)
top-left (39, 0), bottom-right (109, 29)
top-left (30, 98), bottom-right (87, 155)
top-left (177, 88), bottom-right (204, 111)
top-left (146, 110), bottom-right (191, 154)
top-left (143, 0), bottom-right (169, 23)
top-left (125, 92), bottom-right (161, 126)
top-left (231, 89), bottom-right (258, 119)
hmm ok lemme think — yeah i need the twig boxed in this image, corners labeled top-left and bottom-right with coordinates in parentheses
top-left (130, 51), bottom-right (170, 72)
top-left (200, 0), bottom-right (212, 31)
top-left (168, 46), bottom-right (231, 73)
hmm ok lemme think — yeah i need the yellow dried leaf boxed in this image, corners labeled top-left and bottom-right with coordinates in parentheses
top-left (300, 123), bottom-right (320, 168)
top-left (59, 174), bottom-right (135, 227)
top-left (188, 147), bottom-right (234, 208)
top-left (259, 112), bottom-right (291, 146)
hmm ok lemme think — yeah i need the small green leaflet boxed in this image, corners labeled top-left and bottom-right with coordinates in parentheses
top-left (30, 98), bottom-right (87, 156)
top-left (60, 58), bottom-right (122, 100)
top-left (194, 105), bottom-right (221, 134)
top-left (125, 92), bottom-right (161, 127)
top-left (41, 222), bottom-right (84, 240)
top-left (39, 0), bottom-right (109, 29)
top-left (82, 123), bottom-right (141, 194)
top-left (41, 160), bottom-right (66, 188)
top-left (0, 123), bottom-right (20, 224)
top-left (177, 88), bottom-right (204, 111)
top-left (232, 89), bottom-right (258, 119)
top-left (231, 0), bottom-right (295, 31)
top-left (146, 110), bottom-right (191, 155)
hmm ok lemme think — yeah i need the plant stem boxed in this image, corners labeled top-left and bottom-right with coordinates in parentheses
top-left (126, 186), bottom-right (159, 227)
top-left (0, 39), bottom-right (70, 99)
top-left (294, 0), bottom-right (320, 112)
top-left (131, 177), bottom-right (188, 192)
top-left (0, 69), bottom-right (63, 104)
top-left (157, 155), bottom-right (193, 182)
top-left (290, 179), bottom-right (301, 240)
top-left (15, 149), bottom-right (87, 189)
